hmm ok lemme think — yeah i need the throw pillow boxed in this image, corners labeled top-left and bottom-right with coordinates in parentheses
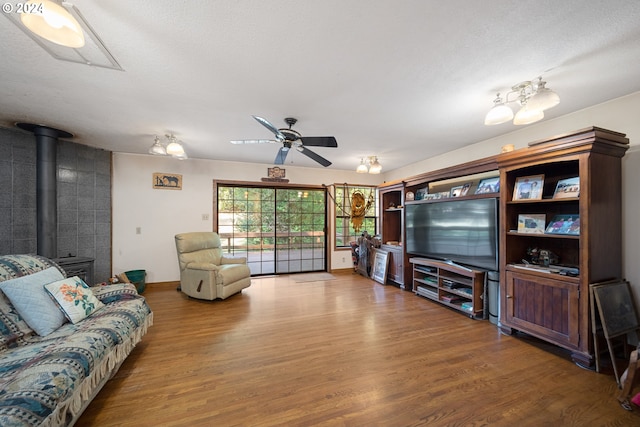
top-left (0, 266), bottom-right (67, 336)
top-left (45, 276), bottom-right (105, 323)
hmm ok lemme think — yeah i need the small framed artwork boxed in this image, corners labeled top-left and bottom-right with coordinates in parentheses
top-left (415, 187), bottom-right (428, 201)
top-left (553, 177), bottom-right (580, 199)
top-left (460, 182), bottom-right (472, 196)
top-left (517, 214), bottom-right (546, 234)
top-left (546, 214), bottom-right (580, 235)
top-left (513, 174), bottom-right (544, 201)
top-left (475, 177), bottom-right (500, 194)
top-left (371, 250), bottom-right (390, 285)
top-left (450, 185), bottom-right (463, 197)
top-left (153, 173), bottom-right (182, 190)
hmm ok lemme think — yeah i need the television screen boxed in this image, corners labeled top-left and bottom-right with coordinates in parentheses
top-left (405, 198), bottom-right (498, 271)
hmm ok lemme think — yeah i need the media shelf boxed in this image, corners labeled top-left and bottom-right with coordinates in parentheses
top-left (410, 257), bottom-right (486, 319)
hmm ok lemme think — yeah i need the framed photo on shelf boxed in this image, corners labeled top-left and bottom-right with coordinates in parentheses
top-left (517, 214), bottom-right (546, 234)
top-left (545, 214), bottom-right (580, 235)
top-left (415, 187), bottom-right (428, 200)
top-left (475, 177), bottom-right (500, 194)
top-left (371, 250), bottom-right (389, 285)
top-left (460, 182), bottom-right (472, 196)
top-left (553, 177), bottom-right (580, 199)
top-left (513, 174), bottom-right (544, 201)
top-left (450, 185), bottom-right (463, 197)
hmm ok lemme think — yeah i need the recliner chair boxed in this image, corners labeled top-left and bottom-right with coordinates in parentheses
top-left (175, 232), bottom-right (251, 300)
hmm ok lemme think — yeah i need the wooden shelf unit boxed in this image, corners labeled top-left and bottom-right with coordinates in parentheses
top-left (378, 183), bottom-right (406, 287)
top-left (497, 127), bottom-right (629, 366)
top-left (410, 257), bottom-right (486, 318)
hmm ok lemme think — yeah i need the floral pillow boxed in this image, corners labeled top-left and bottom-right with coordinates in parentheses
top-left (44, 276), bottom-right (105, 323)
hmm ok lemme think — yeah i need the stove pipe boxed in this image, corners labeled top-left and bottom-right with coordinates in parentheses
top-left (17, 123), bottom-right (73, 259)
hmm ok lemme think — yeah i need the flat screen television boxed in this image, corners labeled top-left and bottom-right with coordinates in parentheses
top-left (405, 198), bottom-right (498, 271)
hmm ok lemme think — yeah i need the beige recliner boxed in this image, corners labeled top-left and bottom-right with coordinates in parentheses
top-left (175, 232), bottom-right (251, 300)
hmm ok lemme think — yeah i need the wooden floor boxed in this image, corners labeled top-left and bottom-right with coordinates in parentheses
top-left (78, 272), bottom-right (640, 426)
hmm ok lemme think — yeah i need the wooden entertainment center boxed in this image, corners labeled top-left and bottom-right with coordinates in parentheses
top-left (378, 127), bottom-right (629, 366)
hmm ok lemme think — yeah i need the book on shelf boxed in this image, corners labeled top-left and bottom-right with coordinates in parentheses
top-left (461, 302), bottom-right (473, 312)
top-left (440, 294), bottom-right (463, 303)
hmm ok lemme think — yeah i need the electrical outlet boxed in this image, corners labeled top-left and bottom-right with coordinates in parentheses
top-left (136, 227), bottom-right (141, 235)
top-left (202, 214), bottom-right (210, 221)
top-left (342, 257), bottom-right (346, 262)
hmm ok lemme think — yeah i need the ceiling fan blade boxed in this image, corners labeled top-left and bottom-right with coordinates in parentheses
top-left (230, 139), bottom-right (278, 144)
top-left (297, 146), bottom-right (332, 167)
top-left (252, 115), bottom-right (286, 141)
top-left (274, 147), bottom-right (289, 164)
top-left (299, 136), bottom-right (338, 147)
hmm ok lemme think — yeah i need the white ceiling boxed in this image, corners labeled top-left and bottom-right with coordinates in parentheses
top-left (1, 0), bottom-right (640, 172)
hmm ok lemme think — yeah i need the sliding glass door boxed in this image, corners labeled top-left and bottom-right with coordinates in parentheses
top-left (217, 184), bottom-right (326, 276)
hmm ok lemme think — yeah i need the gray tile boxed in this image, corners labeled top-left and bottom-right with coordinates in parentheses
top-left (12, 192), bottom-right (36, 209)
top-left (96, 210), bottom-right (111, 224)
top-left (12, 209), bottom-right (36, 226)
top-left (95, 197), bottom-right (109, 210)
top-left (58, 195), bottom-right (78, 210)
top-left (58, 209), bottom-right (78, 224)
top-left (57, 168), bottom-right (77, 184)
top-left (57, 181), bottom-right (77, 198)
top-left (78, 222), bottom-right (95, 236)
top-left (78, 210), bottom-right (95, 224)
top-left (0, 240), bottom-right (12, 255)
top-left (78, 235), bottom-right (95, 250)
top-left (58, 222), bottom-right (77, 236)
top-left (57, 236), bottom-right (77, 258)
top-left (13, 239), bottom-right (36, 254)
top-left (96, 222), bottom-right (110, 237)
top-left (12, 224), bottom-right (36, 240)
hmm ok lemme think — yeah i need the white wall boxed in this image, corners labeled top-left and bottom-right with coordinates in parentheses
top-left (112, 156), bottom-right (381, 283)
top-left (113, 92), bottom-right (640, 304)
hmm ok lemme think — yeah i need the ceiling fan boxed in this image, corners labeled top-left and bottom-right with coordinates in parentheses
top-left (231, 116), bottom-right (337, 167)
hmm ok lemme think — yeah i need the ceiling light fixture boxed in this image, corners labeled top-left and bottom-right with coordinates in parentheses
top-left (484, 77), bottom-right (559, 126)
top-left (149, 134), bottom-right (188, 160)
top-left (4, 0), bottom-right (123, 70)
top-left (356, 156), bottom-right (382, 174)
top-left (20, 0), bottom-right (84, 48)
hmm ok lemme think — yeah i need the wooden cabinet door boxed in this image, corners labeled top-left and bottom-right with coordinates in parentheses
top-left (504, 270), bottom-right (580, 348)
top-left (383, 245), bottom-right (403, 284)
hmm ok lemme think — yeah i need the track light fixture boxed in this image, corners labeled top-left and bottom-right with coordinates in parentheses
top-left (484, 77), bottom-right (559, 126)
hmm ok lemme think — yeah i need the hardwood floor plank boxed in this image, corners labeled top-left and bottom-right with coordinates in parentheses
top-left (77, 273), bottom-right (639, 426)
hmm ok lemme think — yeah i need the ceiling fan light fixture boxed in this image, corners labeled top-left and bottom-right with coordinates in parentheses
top-left (20, 0), bottom-right (85, 48)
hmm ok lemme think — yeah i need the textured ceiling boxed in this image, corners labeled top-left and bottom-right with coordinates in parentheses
top-left (1, 0), bottom-right (640, 172)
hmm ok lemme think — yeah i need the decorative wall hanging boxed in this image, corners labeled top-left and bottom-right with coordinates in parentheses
top-left (153, 173), bottom-right (182, 190)
top-left (350, 189), bottom-right (374, 233)
top-left (261, 166), bottom-right (289, 182)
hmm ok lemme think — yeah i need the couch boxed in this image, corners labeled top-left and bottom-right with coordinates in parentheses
top-left (175, 232), bottom-right (251, 300)
top-left (0, 254), bottom-right (153, 426)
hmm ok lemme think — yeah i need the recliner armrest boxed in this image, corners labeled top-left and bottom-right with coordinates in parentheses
top-left (221, 257), bottom-right (247, 265)
top-left (185, 262), bottom-right (220, 271)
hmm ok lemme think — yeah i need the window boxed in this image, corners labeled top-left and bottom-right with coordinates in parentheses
top-left (333, 184), bottom-right (378, 248)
